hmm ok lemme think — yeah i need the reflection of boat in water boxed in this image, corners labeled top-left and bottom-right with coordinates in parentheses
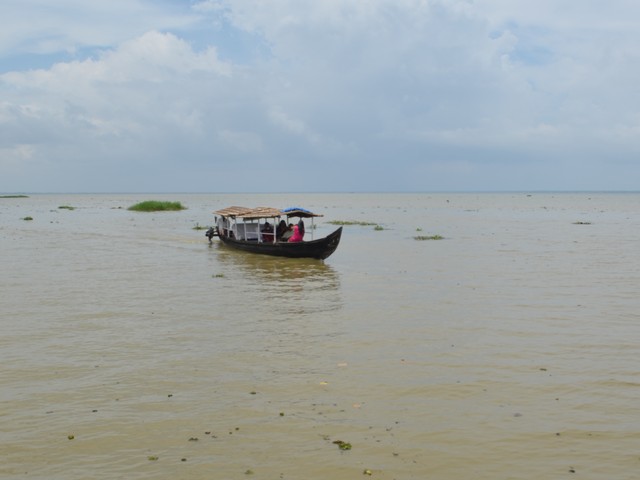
top-left (214, 242), bottom-right (339, 283)
top-left (212, 243), bottom-right (342, 316)
top-left (208, 206), bottom-right (342, 260)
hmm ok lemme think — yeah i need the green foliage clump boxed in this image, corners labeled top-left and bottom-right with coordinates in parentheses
top-left (1, 195), bottom-right (29, 198)
top-left (327, 220), bottom-right (377, 226)
top-left (333, 440), bottom-right (352, 450)
top-left (22, 216), bottom-right (33, 221)
top-left (374, 225), bottom-right (384, 231)
top-left (414, 235), bottom-right (444, 241)
top-left (58, 205), bottom-right (75, 210)
top-left (128, 200), bottom-right (186, 212)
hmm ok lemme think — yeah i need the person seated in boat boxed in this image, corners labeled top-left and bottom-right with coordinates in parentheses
top-left (288, 224), bottom-right (303, 243)
top-left (276, 220), bottom-right (288, 239)
top-left (261, 221), bottom-right (273, 233)
top-left (297, 219), bottom-right (305, 239)
top-left (280, 223), bottom-right (294, 241)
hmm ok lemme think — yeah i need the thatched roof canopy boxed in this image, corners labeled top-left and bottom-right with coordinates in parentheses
top-left (238, 207), bottom-right (282, 220)
top-left (214, 206), bottom-right (323, 219)
top-left (213, 206), bottom-right (252, 217)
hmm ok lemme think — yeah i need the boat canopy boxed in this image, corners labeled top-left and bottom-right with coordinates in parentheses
top-left (237, 207), bottom-right (282, 220)
top-left (214, 206), bottom-right (323, 219)
top-left (281, 207), bottom-right (323, 218)
top-left (213, 206), bottom-right (253, 218)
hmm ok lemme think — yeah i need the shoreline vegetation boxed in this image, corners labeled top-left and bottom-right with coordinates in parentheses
top-left (1, 195), bottom-right (29, 198)
top-left (128, 200), bottom-right (186, 212)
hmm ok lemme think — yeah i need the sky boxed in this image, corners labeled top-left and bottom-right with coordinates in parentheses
top-left (2, 0), bottom-right (640, 193)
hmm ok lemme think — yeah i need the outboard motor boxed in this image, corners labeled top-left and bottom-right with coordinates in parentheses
top-left (205, 227), bottom-right (216, 242)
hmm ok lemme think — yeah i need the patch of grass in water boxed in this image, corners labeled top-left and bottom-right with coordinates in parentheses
top-left (193, 223), bottom-right (207, 230)
top-left (1, 195), bottom-right (29, 198)
top-left (374, 225), bottom-right (384, 231)
top-left (327, 220), bottom-right (377, 226)
top-left (23, 216), bottom-right (33, 221)
top-left (128, 200), bottom-right (186, 212)
top-left (58, 205), bottom-right (75, 210)
top-left (332, 440), bottom-right (352, 450)
top-left (414, 234), bottom-right (444, 241)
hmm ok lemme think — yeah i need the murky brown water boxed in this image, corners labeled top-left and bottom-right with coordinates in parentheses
top-left (1, 193), bottom-right (639, 479)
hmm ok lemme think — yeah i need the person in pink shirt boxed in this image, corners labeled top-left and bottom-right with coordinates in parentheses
top-left (288, 224), bottom-right (303, 242)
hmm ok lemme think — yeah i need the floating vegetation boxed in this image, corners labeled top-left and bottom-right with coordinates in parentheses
top-left (327, 220), bottom-right (377, 226)
top-left (414, 235), bottom-right (444, 241)
top-left (58, 205), bottom-right (75, 210)
top-left (22, 216), bottom-right (33, 221)
top-left (212, 273), bottom-right (225, 278)
top-left (363, 469), bottom-right (373, 476)
top-left (1, 195), bottom-right (29, 198)
top-left (573, 221), bottom-right (592, 225)
top-left (193, 223), bottom-right (207, 230)
top-left (147, 456), bottom-right (159, 461)
top-left (333, 440), bottom-right (352, 450)
top-left (374, 225), bottom-right (384, 231)
top-left (67, 434), bottom-right (75, 440)
top-left (416, 227), bottom-right (423, 232)
top-left (128, 200), bottom-right (186, 212)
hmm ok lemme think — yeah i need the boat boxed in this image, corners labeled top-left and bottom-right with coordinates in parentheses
top-left (207, 206), bottom-right (342, 260)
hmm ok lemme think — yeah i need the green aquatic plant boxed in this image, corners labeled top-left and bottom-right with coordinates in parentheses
top-left (333, 440), bottom-right (352, 450)
top-left (374, 225), bottom-right (384, 231)
top-left (192, 223), bottom-right (207, 230)
top-left (58, 205), bottom-right (75, 210)
top-left (22, 216), bottom-right (33, 221)
top-left (414, 235), bottom-right (444, 241)
top-left (327, 220), bottom-right (377, 226)
top-left (128, 200), bottom-right (186, 212)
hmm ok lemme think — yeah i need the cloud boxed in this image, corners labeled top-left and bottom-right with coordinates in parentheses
top-left (2, 0), bottom-right (640, 192)
top-left (0, 0), bottom-right (198, 57)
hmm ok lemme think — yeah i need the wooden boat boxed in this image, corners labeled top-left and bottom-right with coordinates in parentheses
top-left (207, 206), bottom-right (342, 260)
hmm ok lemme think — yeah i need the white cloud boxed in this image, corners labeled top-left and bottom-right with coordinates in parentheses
top-left (2, 0), bottom-right (640, 191)
top-left (0, 0), bottom-right (198, 57)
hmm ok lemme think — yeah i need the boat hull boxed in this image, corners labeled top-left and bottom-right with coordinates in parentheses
top-left (218, 227), bottom-right (342, 260)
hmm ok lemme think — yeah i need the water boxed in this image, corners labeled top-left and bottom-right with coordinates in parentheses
top-left (1, 193), bottom-right (639, 479)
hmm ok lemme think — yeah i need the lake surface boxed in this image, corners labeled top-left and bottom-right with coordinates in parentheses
top-left (1, 193), bottom-right (639, 479)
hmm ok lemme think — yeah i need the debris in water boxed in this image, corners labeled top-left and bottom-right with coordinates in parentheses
top-left (333, 440), bottom-right (352, 450)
